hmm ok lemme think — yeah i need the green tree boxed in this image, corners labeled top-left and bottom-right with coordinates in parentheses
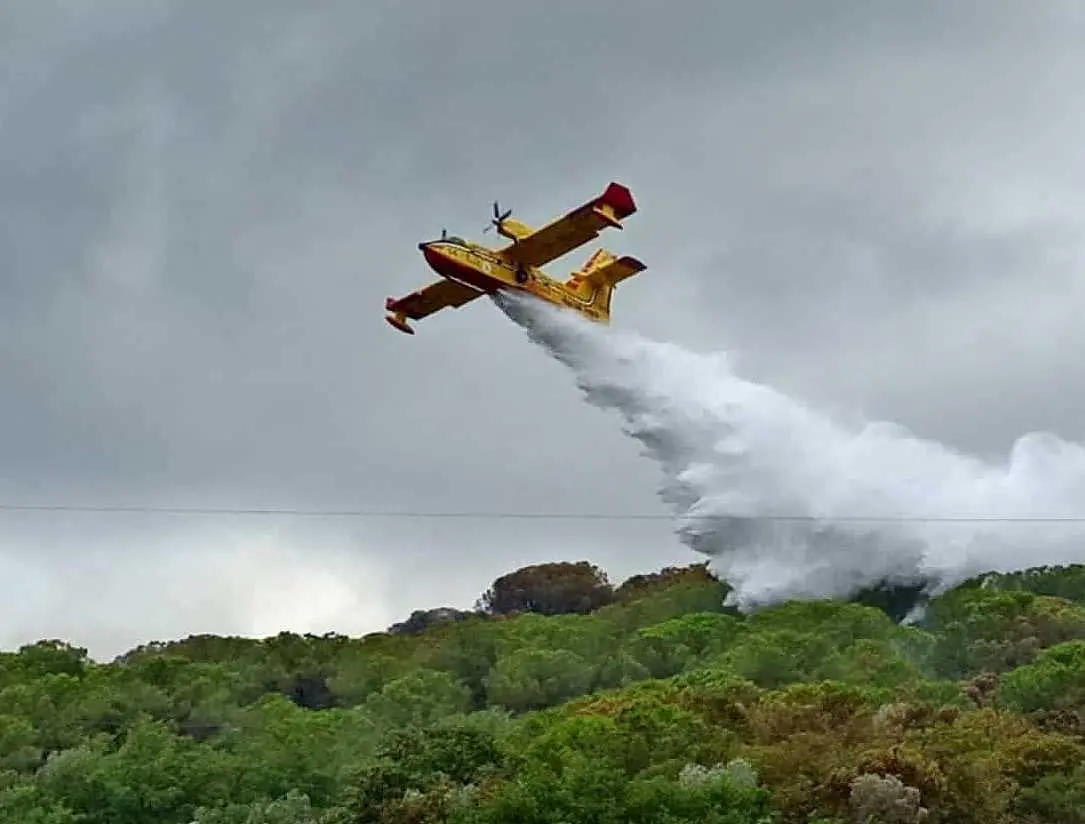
top-left (36, 717), bottom-right (238, 824)
top-left (341, 721), bottom-right (504, 824)
top-left (996, 639), bottom-right (1085, 714)
top-left (924, 589), bottom-right (1085, 678)
top-left (614, 563), bottom-right (725, 601)
top-left (363, 669), bottom-right (472, 729)
top-left (478, 562), bottom-right (614, 616)
top-left (485, 649), bottom-right (596, 712)
top-left (13, 641), bottom-right (89, 680)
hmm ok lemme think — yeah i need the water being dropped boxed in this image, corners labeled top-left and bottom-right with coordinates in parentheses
top-left (494, 291), bottom-right (1085, 609)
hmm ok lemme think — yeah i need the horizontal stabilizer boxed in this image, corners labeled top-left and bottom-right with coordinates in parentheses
top-left (582, 253), bottom-right (646, 287)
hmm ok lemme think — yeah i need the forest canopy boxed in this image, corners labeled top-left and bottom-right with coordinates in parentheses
top-left (3, 559), bottom-right (1085, 823)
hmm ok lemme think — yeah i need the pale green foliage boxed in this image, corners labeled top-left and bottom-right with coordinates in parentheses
top-left (849, 773), bottom-right (928, 823)
top-left (0, 713), bottom-right (41, 772)
top-left (679, 758), bottom-right (760, 790)
top-left (327, 652), bottom-right (412, 708)
top-left (362, 668), bottom-right (472, 728)
top-left (191, 790), bottom-right (324, 824)
top-left (593, 649), bottom-right (652, 689)
top-left (995, 639), bottom-right (1085, 713)
top-left (484, 648), bottom-right (595, 712)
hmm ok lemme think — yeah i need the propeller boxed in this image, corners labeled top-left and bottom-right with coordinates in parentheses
top-left (482, 200), bottom-right (513, 234)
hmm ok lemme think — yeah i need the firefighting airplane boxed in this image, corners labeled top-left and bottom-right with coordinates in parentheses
top-left (384, 181), bottom-right (646, 335)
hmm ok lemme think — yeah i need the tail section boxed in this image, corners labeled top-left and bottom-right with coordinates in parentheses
top-left (564, 249), bottom-right (646, 321)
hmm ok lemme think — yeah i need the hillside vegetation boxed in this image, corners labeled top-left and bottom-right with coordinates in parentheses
top-left (4, 560), bottom-right (1085, 823)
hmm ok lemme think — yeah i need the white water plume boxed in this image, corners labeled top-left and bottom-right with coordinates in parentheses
top-left (494, 291), bottom-right (1085, 609)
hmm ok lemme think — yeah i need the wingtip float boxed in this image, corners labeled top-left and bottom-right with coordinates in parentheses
top-left (384, 181), bottom-right (646, 335)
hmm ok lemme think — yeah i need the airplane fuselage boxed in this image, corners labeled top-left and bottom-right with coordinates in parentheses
top-left (417, 239), bottom-right (609, 320)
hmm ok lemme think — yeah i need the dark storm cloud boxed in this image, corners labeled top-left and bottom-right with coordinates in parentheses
top-left (2, 1), bottom-right (1083, 656)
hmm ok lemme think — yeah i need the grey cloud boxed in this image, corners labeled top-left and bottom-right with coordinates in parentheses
top-left (2, 1), bottom-right (1084, 656)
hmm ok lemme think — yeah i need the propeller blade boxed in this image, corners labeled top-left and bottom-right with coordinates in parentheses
top-left (483, 201), bottom-right (512, 234)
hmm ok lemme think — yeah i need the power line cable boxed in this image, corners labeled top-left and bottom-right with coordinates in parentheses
top-left (1, 503), bottom-right (1085, 522)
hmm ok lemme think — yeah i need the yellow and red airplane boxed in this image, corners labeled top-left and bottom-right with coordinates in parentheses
top-left (384, 181), bottom-right (646, 335)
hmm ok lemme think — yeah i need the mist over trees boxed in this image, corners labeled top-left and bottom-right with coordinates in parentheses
top-left (3, 559), bottom-right (1085, 822)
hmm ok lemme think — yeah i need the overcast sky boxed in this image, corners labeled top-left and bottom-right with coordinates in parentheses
top-left (3, 2), bottom-right (1085, 659)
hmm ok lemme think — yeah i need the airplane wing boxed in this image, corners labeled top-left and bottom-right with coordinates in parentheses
top-left (499, 182), bottom-right (637, 269)
top-left (385, 278), bottom-right (484, 332)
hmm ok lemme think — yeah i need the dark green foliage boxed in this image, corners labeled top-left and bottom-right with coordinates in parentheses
top-left (613, 562), bottom-right (727, 602)
top-left (478, 561), bottom-right (615, 616)
top-left (849, 580), bottom-right (930, 623)
top-left (921, 586), bottom-right (1085, 679)
top-left (388, 607), bottom-right (478, 635)
top-left (963, 564), bottom-right (1085, 604)
top-left (342, 722), bottom-right (505, 824)
top-left (2, 559), bottom-right (1085, 822)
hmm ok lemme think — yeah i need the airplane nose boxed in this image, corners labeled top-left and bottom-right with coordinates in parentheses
top-left (420, 244), bottom-right (443, 269)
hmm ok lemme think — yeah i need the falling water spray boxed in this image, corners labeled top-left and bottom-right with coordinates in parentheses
top-left (494, 291), bottom-right (1085, 610)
